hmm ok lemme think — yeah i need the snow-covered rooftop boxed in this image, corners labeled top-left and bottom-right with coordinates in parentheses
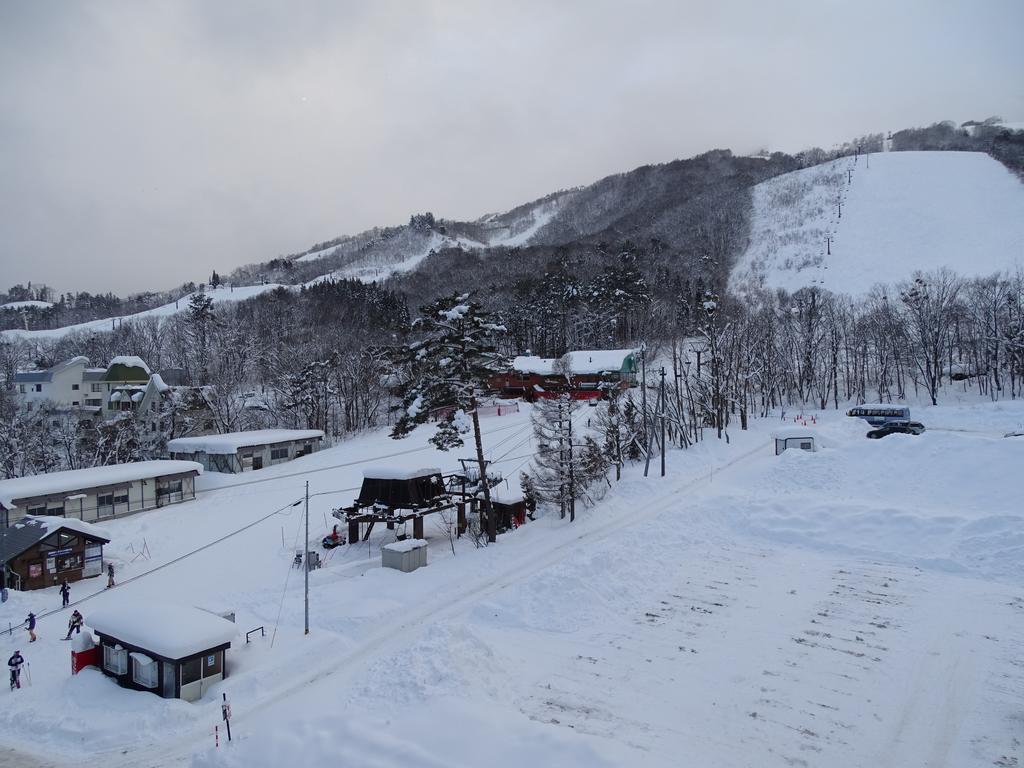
top-left (0, 460), bottom-right (203, 509)
top-left (383, 538), bottom-right (427, 553)
top-left (11, 514), bottom-right (112, 540)
top-left (771, 427), bottom-right (817, 440)
top-left (167, 429), bottom-right (325, 455)
top-left (108, 355), bottom-right (151, 374)
top-left (88, 602), bottom-right (237, 660)
top-left (848, 403), bottom-right (910, 412)
top-left (362, 467), bottom-right (442, 480)
top-left (511, 349), bottom-right (636, 376)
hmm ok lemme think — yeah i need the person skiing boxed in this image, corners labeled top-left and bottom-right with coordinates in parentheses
top-left (8, 650), bottom-right (24, 690)
top-left (64, 610), bottom-right (84, 640)
top-left (106, 563), bottom-right (115, 589)
top-left (25, 612), bottom-right (36, 642)
top-left (59, 579), bottom-right (70, 607)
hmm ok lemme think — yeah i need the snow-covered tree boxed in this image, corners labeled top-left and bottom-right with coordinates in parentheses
top-left (390, 293), bottom-right (508, 542)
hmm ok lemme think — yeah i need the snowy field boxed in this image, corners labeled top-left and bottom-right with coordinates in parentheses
top-left (731, 151), bottom-right (1024, 295)
top-left (1, 398), bottom-right (1023, 768)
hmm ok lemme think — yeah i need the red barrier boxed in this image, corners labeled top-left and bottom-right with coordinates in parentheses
top-left (71, 646), bottom-right (100, 675)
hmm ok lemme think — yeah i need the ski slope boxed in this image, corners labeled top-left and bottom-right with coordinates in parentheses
top-left (731, 151), bottom-right (1024, 295)
top-left (1, 396), bottom-right (1022, 767)
top-left (0, 284), bottom-right (287, 342)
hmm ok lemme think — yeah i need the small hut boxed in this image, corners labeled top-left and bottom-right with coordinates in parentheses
top-left (488, 487), bottom-right (527, 530)
top-left (772, 427), bottom-right (817, 455)
top-left (88, 603), bottom-right (236, 702)
top-left (0, 516), bottom-right (110, 591)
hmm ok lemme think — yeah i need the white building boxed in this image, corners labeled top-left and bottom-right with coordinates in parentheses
top-left (167, 429), bottom-right (325, 473)
top-left (14, 355), bottom-right (90, 411)
top-left (772, 427), bottom-right (817, 455)
top-left (0, 460), bottom-right (203, 527)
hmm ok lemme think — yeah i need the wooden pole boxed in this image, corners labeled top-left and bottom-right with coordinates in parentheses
top-left (304, 481), bottom-right (309, 635)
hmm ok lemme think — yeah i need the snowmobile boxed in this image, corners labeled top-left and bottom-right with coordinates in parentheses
top-left (321, 525), bottom-right (346, 549)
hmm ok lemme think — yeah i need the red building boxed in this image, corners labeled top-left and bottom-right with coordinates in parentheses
top-left (489, 349), bottom-right (638, 401)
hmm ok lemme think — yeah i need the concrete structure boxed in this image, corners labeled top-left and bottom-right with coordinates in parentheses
top-left (0, 460), bottom-right (202, 527)
top-left (381, 539), bottom-right (428, 572)
top-left (14, 356), bottom-right (90, 411)
top-left (0, 516), bottom-right (110, 591)
top-left (772, 428), bottom-right (817, 455)
top-left (167, 429), bottom-right (324, 473)
top-left (89, 603), bottom-right (236, 701)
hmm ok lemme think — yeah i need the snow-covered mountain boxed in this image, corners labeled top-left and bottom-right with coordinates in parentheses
top-left (730, 150), bottom-right (1024, 295)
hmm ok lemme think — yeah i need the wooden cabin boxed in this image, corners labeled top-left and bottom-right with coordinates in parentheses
top-left (88, 603), bottom-right (236, 702)
top-left (0, 516), bottom-right (110, 591)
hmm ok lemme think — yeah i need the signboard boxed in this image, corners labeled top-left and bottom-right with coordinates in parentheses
top-left (207, 655), bottom-right (215, 666)
top-left (50, 547), bottom-right (73, 557)
top-left (29, 564), bottom-right (42, 578)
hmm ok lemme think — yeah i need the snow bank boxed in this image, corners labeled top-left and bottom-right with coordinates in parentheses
top-left (87, 602), bottom-right (237, 660)
top-left (0, 461), bottom-right (203, 509)
top-left (167, 429), bottom-right (324, 455)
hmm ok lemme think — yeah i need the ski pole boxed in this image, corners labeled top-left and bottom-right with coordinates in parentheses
top-left (26, 662), bottom-right (31, 687)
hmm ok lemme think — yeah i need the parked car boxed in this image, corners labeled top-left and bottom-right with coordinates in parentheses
top-left (867, 421), bottom-right (926, 439)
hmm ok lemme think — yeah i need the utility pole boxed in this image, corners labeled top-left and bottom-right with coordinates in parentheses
top-left (567, 404), bottom-right (575, 523)
top-left (304, 481), bottom-right (309, 636)
top-left (640, 343), bottom-right (648, 452)
top-left (659, 367), bottom-right (667, 477)
top-left (826, 236), bottom-right (832, 255)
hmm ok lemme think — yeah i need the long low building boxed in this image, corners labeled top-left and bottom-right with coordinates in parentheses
top-left (167, 429), bottom-right (325, 473)
top-left (0, 460), bottom-right (203, 527)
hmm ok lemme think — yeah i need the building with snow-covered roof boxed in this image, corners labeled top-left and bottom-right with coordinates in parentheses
top-left (490, 348), bottom-right (638, 400)
top-left (0, 515), bottom-right (111, 591)
top-left (771, 427), bottom-right (817, 455)
top-left (167, 429), bottom-right (324, 473)
top-left (0, 460), bottom-right (202, 527)
top-left (88, 602), bottom-right (237, 701)
top-left (13, 356), bottom-right (90, 412)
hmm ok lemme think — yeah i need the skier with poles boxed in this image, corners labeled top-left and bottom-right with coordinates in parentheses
top-left (25, 612), bottom-right (36, 642)
top-left (59, 579), bottom-right (70, 607)
top-left (8, 650), bottom-right (24, 690)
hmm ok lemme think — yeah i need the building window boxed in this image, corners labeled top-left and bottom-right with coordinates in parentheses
top-left (270, 447), bottom-right (289, 461)
top-left (55, 553), bottom-right (82, 572)
top-left (97, 493), bottom-right (114, 516)
top-left (180, 657), bottom-right (202, 686)
top-left (46, 504), bottom-right (65, 517)
top-left (132, 653), bottom-right (159, 689)
top-left (72, 384), bottom-right (80, 391)
top-left (91, 383), bottom-right (102, 393)
top-left (72, 401), bottom-right (80, 406)
top-left (103, 644), bottom-right (127, 675)
top-left (114, 491), bottom-right (129, 506)
top-left (27, 505), bottom-right (46, 516)
top-left (800, 441), bottom-right (812, 451)
top-left (18, 384), bottom-right (25, 393)
top-left (34, 384), bottom-right (42, 392)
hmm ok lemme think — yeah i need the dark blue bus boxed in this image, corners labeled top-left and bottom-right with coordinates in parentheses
top-left (847, 404), bottom-right (911, 426)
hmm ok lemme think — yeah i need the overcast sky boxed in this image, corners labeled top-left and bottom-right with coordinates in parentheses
top-left (1, 0), bottom-right (1022, 296)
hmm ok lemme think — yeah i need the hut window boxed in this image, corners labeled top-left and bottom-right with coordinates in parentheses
top-left (270, 447), bottom-right (289, 460)
top-left (27, 505), bottom-right (46, 516)
top-left (800, 441), bottom-right (812, 451)
top-left (55, 553), bottom-right (82, 572)
top-left (114, 492), bottom-right (129, 506)
top-left (131, 653), bottom-right (158, 689)
top-left (97, 494), bottom-right (114, 516)
top-left (46, 504), bottom-right (65, 517)
top-left (181, 657), bottom-right (202, 686)
top-left (103, 644), bottom-right (127, 675)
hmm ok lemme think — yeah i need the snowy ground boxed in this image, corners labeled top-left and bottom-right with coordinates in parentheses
top-left (730, 150), bottom-right (1024, 295)
top-left (1, 398), bottom-right (1022, 768)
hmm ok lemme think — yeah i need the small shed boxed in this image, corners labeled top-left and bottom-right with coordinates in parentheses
top-left (382, 539), bottom-right (428, 573)
top-left (0, 516), bottom-right (110, 591)
top-left (88, 603), bottom-right (237, 702)
top-left (772, 428), bottom-right (817, 456)
top-left (488, 487), bottom-right (527, 530)
top-left (167, 429), bottom-right (324, 473)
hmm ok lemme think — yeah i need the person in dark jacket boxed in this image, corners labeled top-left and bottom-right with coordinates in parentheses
top-left (8, 650), bottom-right (24, 690)
top-left (25, 612), bottom-right (36, 642)
top-left (59, 579), bottom-right (70, 607)
top-left (64, 610), bottom-right (84, 640)
top-left (106, 563), bottom-right (115, 589)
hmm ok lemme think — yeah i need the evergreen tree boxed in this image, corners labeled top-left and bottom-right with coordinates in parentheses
top-left (390, 293), bottom-right (508, 542)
